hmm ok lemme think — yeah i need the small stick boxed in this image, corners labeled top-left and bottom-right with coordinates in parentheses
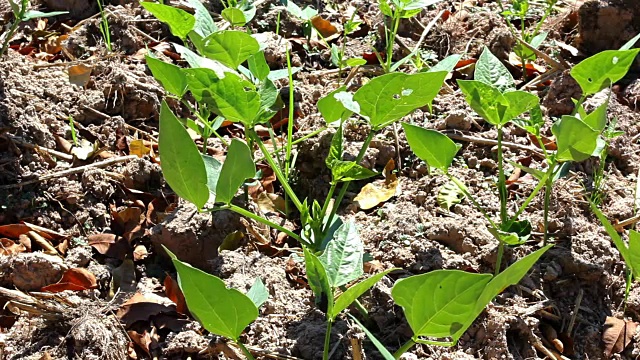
top-left (4, 135), bottom-right (74, 161)
top-left (0, 155), bottom-right (137, 190)
top-left (614, 214), bottom-right (640, 232)
top-left (442, 130), bottom-right (545, 157)
top-left (533, 339), bottom-right (561, 360)
top-left (516, 38), bottom-right (566, 71)
top-left (566, 289), bottom-right (583, 335)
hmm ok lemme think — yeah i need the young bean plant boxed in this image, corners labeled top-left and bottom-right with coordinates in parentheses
top-left (1, 0), bottom-right (67, 57)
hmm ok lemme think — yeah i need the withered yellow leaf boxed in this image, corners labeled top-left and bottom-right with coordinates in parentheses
top-left (353, 159), bottom-right (399, 210)
top-left (129, 139), bottom-right (151, 158)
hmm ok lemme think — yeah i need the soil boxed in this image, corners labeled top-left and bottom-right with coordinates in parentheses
top-left (1, 0), bottom-right (640, 359)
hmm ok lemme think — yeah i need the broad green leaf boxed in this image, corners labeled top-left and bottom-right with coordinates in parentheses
top-left (501, 91), bottom-right (539, 123)
top-left (318, 86), bottom-right (354, 123)
top-left (141, 2), bottom-right (195, 40)
top-left (392, 270), bottom-right (492, 339)
top-left (437, 180), bottom-right (465, 210)
top-left (474, 46), bottom-right (515, 93)
top-left (396, 0), bottom-right (444, 11)
top-left (201, 30), bottom-right (260, 69)
top-left (173, 43), bottom-right (232, 78)
top-left (349, 315), bottom-right (396, 360)
top-left (22, 10), bottom-right (68, 21)
top-left (215, 139), bottom-right (256, 204)
top-left (184, 69), bottom-right (261, 124)
top-left (570, 49), bottom-right (640, 96)
top-left (257, 79), bottom-right (279, 111)
top-left (379, 0), bottom-right (393, 17)
top-left (429, 54), bottom-right (462, 74)
top-left (185, 0), bottom-right (217, 37)
top-left (621, 33), bottom-right (640, 50)
top-left (319, 219), bottom-right (364, 288)
top-left (629, 231), bottom-right (640, 280)
top-left (247, 51), bottom-right (270, 81)
top-left (346, 58), bottom-right (367, 67)
top-left (158, 101), bottom-right (209, 209)
top-left (165, 247), bottom-right (258, 341)
top-left (284, 0), bottom-right (317, 20)
top-left (402, 123), bottom-right (460, 172)
top-left (457, 80), bottom-right (507, 126)
top-left (581, 97), bottom-right (609, 131)
top-left (222, 7), bottom-right (247, 26)
top-left (551, 115), bottom-right (599, 162)
top-left (202, 154), bottom-right (222, 203)
top-left (9, 0), bottom-right (20, 16)
top-left (590, 202), bottom-right (638, 278)
top-left (304, 247), bottom-right (334, 315)
top-left (332, 269), bottom-right (396, 320)
top-left (267, 67), bottom-right (301, 81)
top-left (330, 161), bottom-right (377, 182)
top-left (354, 71), bottom-right (447, 130)
top-left (326, 125), bottom-right (343, 168)
top-left (246, 278), bottom-right (269, 308)
top-left (145, 55), bottom-right (187, 97)
top-left (488, 228), bottom-right (524, 245)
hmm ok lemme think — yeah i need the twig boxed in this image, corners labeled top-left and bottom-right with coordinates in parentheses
top-left (566, 289), bottom-right (583, 335)
top-left (516, 38), bottom-right (566, 71)
top-left (0, 155), bottom-right (137, 189)
top-left (442, 130), bottom-right (545, 157)
top-left (3, 135), bottom-right (74, 161)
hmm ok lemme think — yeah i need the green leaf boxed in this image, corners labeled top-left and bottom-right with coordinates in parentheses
top-left (551, 115), bottom-right (599, 162)
top-left (222, 7), bottom-right (247, 26)
top-left (570, 49), bottom-right (640, 96)
top-left (164, 246), bottom-right (258, 341)
top-left (247, 51), bottom-right (270, 81)
top-left (332, 269), bottom-right (396, 320)
top-left (158, 101), bottom-right (209, 209)
top-left (22, 10), bottom-right (68, 21)
top-left (629, 230), bottom-right (640, 280)
top-left (318, 86), bottom-right (355, 123)
top-left (330, 161), bottom-right (377, 182)
top-left (392, 270), bottom-right (492, 341)
top-left (319, 219), bottom-right (364, 288)
top-left (501, 90), bottom-right (539, 123)
top-left (590, 202), bottom-right (638, 278)
top-left (284, 0), bottom-right (317, 20)
top-left (396, 0), bottom-right (444, 11)
top-left (246, 278), bottom-right (269, 308)
top-left (429, 54), bottom-right (462, 74)
top-left (354, 71), bottom-right (447, 130)
top-left (141, 2), bottom-right (195, 40)
top-left (267, 67), bottom-right (301, 81)
top-left (215, 139), bottom-right (255, 204)
top-left (437, 180), bottom-right (465, 210)
top-left (184, 69), bottom-right (261, 124)
top-left (581, 97), bottom-right (609, 131)
top-left (173, 44), bottom-right (232, 78)
top-left (402, 123), bottom-right (460, 172)
top-left (457, 80), bottom-right (507, 126)
top-left (185, 0), bottom-right (217, 37)
top-left (145, 55), bottom-right (187, 97)
top-left (304, 247), bottom-right (334, 315)
top-left (201, 30), bottom-right (260, 69)
top-left (474, 46), bottom-right (515, 93)
top-left (379, 0), bottom-right (393, 17)
top-left (202, 154), bottom-right (222, 203)
top-left (620, 33), bottom-right (640, 50)
top-left (346, 58), bottom-right (367, 67)
top-left (326, 125), bottom-right (343, 168)
top-left (349, 315), bottom-right (396, 360)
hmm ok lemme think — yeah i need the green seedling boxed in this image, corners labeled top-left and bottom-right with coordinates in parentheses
top-left (68, 116), bottom-right (78, 146)
top-left (302, 220), bottom-right (397, 360)
top-left (221, 0), bottom-right (257, 27)
top-left (1, 0), bottom-right (68, 57)
top-left (164, 246), bottom-right (267, 359)
top-left (96, 0), bottom-right (112, 51)
top-left (390, 245), bottom-right (552, 354)
top-left (330, 10), bottom-right (366, 83)
top-left (377, 0), bottom-right (444, 73)
top-left (590, 204), bottom-right (640, 310)
top-left (281, 0), bottom-right (319, 43)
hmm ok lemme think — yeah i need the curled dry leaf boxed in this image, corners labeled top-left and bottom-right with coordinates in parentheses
top-left (129, 139), bottom-right (151, 158)
top-left (68, 64), bottom-right (92, 87)
top-left (603, 316), bottom-right (638, 357)
top-left (117, 292), bottom-right (178, 328)
top-left (310, 15), bottom-right (339, 38)
top-left (164, 275), bottom-right (187, 314)
top-left (133, 244), bottom-right (149, 261)
top-left (88, 233), bottom-right (131, 260)
top-left (353, 159), bottom-right (399, 210)
top-left (41, 268), bottom-right (98, 293)
top-left (0, 238), bottom-right (27, 255)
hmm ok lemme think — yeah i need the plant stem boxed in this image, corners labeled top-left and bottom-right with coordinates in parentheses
top-left (497, 126), bottom-right (508, 224)
top-left (323, 320), bottom-right (333, 360)
top-left (0, 2), bottom-right (25, 58)
top-left (385, 11), bottom-right (401, 73)
top-left (571, 94), bottom-right (587, 116)
top-left (322, 130), bottom-right (376, 234)
top-left (624, 268), bottom-right (632, 313)
top-left (285, 46), bottom-right (295, 180)
top-left (224, 203), bottom-right (303, 243)
top-left (179, 98), bottom-right (229, 147)
top-left (236, 341), bottom-right (256, 360)
top-left (251, 130), bottom-right (305, 213)
top-left (511, 168), bottom-right (552, 221)
top-left (393, 339), bottom-right (416, 359)
top-left (447, 174), bottom-right (498, 230)
top-left (495, 241), bottom-right (505, 276)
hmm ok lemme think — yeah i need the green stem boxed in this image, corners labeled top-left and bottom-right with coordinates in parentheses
top-left (393, 339), bottom-right (416, 359)
top-left (285, 46), bottom-right (295, 180)
top-left (497, 126), bottom-right (508, 224)
top-left (624, 268), bottom-right (632, 313)
top-left (447, 174), bottom-right (498, 230)
top-left (510, 167), bottom-right (552, 222)
top-left (323, 320), bottom-right (333, 360)
top-left (385, 12), bottom-right (400, 73)
top-left (323, 130), bottom-right (376, 234)
top-left (236, 341), bottom-right (256, 360)
top-left (571, 94), bottom-right (587, 116)
top-left (251, 130), bottom-right (305, 213)
top-left (0, 3), bottom-right (25, 58)
top-left (495, 240), bottom-right (505, 276)
top-left (255, 127), bottom-right (328, 163)
top-left (179, 99), bottom-right (229, 147)
top-left (225, 203), bottom-right (303, 243)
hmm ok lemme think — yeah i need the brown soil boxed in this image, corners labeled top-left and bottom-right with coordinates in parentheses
top-left (1, 0), bottom-right (640, 359)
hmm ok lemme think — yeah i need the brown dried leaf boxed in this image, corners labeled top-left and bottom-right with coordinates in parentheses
top-left (41, 268), bottom-right (98, 293)
top-left (256, 192), bottom-right (286, 214)
top-left (88, 233), bottom-right (131, 260)
top-left (133, 244), bottom-right (148, 261)
top-left (68, 64), bottom-right (92, 87)
top-left (164, 275), bottom-right (187, 314)
top-left (117, 293), bottom-right (177, 327)
top-left (353, 159), bottom-right (399, 210)
top-left (603, 316), bottom-right (638, 357)
top-left (0, 238), bottom-right (26, 255)
top-left (129, 139), bottom-right (151, 158)
top-left (310, 15), bottom-right (338, 38)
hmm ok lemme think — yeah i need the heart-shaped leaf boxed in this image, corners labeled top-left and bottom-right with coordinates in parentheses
top-left (201, 30), bottom-right (260, 69)
top-left (319, 219), bottom-right (364, 288)
top-left (141, 2), bottom-right (195, 40)
top-left (551, 115), bottom-right (599, 162)
top-left (402, 123), bottom-right (460, 172)
top-left (216, 139), bottom-right (256, 204)
top-left (571, 49), bottom-right (640, 96)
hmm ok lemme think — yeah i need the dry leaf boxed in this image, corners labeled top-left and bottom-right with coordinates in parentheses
top-left (117, 293), bottom-right (177, 327)
top-left (353, 159), bottom-right (400, 210)
top-left (310, 16), bottom-right (339, 38)
top-left (128, 330), bottom-right (153, 356)
top-left (41, 268), bottom-right (98, 293)
top-left (68, 64), bottom-right (92, 87)
top-left (256, 192), bottom-right (286, 214)
top-left (0, 238), bottom-right (26, 255)
top-left (0, 222), bottom-right (64, 241)
top-left (70, 139), bottom-right (99, 160)
top-left (219, 230), bottom-right (245, 252)
top-left (129, 139), bottom-right (151, 158)
top-left (133, 244), bottom-right (148, 261)
top-left (164, 275), bottom-right (187, 314)
top-left (603, 316), bottom-right (638, 357)
top-left (88, 233), bottom-right (131, 260)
